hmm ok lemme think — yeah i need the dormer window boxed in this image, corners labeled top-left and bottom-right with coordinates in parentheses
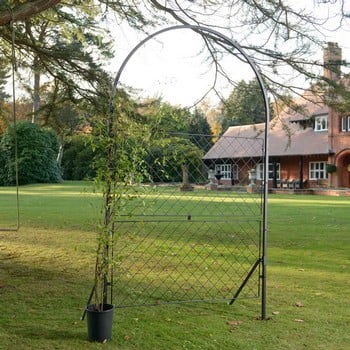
top-left (314, 115), bottom-right (328, 131)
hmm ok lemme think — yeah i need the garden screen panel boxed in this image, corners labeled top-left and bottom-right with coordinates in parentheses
top-left (113, 133), bottom-right (265, 307)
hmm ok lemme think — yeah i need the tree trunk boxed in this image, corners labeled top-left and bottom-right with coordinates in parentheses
top-left (0, 0), bottom-right (61, 26)
top-left (32, 56), bottom-right (40, 123)
top-left (56, 133), bottom-right (65, 166)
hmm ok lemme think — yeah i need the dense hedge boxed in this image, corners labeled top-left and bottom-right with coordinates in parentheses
top-left (0, 121), bottom-right (62, 185)
top-left (61, 135), bottom-right (95, 180)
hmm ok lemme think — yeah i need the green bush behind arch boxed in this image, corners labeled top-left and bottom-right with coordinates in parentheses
top-left (0, 120), bottom-right (62, 185)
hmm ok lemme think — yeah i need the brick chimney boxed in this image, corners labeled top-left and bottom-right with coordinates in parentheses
top-left (323, 42), bottom-right (342, 81)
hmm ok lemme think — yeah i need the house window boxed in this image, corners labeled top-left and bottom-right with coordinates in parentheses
top-left (215, 164), bottom-right (231, 179)
top-left (342, 116), bottom-right (350, 132)
top-left (309, 162), bottom-right (327, 180)
top-left (215, 164), bottom-right (238, 180)
top-left (341, 116), bottom-right (347, 131)
top-left (314, 115), bottom-right (328, 131)
top-left (256, 163), bottom-right (280, 180)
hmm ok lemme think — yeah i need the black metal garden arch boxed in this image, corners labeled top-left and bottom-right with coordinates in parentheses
top-left (109, 24), bottom-right (270, 320)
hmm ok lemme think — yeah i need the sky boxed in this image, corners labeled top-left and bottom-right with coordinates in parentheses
top-left (105, 1), bottom-right (350, 108)
top-left (107, 25), bottom-right (259, 107)
top-left (107, 26), bottom-right (250, 107)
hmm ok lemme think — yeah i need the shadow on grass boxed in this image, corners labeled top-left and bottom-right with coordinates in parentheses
top-left (11, 325), bottom-right (86, 342)
top-left (0, 254), bottom-right (94, 342)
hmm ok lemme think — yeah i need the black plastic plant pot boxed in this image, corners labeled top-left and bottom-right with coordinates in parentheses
top-left (86, 304), bottom-right (114, 342)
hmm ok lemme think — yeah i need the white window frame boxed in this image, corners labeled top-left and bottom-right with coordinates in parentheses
top-left (256, 163), bottom-right (280, 180)
top-left (314, 115), bottom-right (328, 131)
top-left (309, 161), bottom-right (327, 180)
top-left (348, 116), bottom-right (350, 131)
top-left (215, 164), bottom-right (238, 180)
top-left (341, 116), bottom-right (347, 131)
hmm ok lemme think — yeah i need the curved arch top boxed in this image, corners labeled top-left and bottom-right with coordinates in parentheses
top-left (111, 24), bottom-right (268, 122)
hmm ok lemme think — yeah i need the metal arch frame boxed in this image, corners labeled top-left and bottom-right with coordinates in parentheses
top-left (109, 24), bottom-right (270, 320)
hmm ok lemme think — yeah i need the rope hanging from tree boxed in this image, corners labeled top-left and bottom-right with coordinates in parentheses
top-left (0, 10), bottom-right (20, 232)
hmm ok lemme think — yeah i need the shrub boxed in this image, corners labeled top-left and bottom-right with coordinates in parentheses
top-left (61, 135), bottom-right (95, 180)
top-left (326, 163), bottom-right (337, 173)
top-left (0, 121), bottom-right (62, 185)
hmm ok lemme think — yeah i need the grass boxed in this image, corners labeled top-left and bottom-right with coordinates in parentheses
top-left (0, 181), bottom-right (349, 349)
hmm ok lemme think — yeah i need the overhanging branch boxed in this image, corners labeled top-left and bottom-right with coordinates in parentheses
top-left (0, 0), bottom-right (61, 26)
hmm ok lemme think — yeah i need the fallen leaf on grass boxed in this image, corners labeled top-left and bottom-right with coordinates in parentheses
top-left (294, 319), bottom-right (304, 323)
top-left (221, 286), bottom-right (232, 292)
top-left (226, 320), bottom-right (242, 326)
top-left (124, 335), bottom-right (132, 341)
top-left (272, 311), bottom-right (280, 315)
top-left (295, 301), bottom-right (304, 307)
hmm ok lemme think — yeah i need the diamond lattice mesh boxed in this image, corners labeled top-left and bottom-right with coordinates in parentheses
top-left (113, 133), bottom-right (265, 307)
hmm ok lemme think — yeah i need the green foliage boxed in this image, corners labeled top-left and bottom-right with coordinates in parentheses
top-left (89, 89), bottom-right (149, 310)
top-left (135, 99), bottom-right (212, 182)
top-left (39, 84), bottom-right (83, 134)
top-left (139, 99), bottom-right (188, 134)
top-left (220, 79), bottom-right (269, 130)
top-left (147, 136), bottom-right (205, 183)
top-left (326, 163), bottom-right (337, 173)
top-left (91, 93), bottom-right (211, 186)
top-left (187, 108), bottom-right (213, 151)
top-left (0, 120), bottom-right (62, 185)
top-left (2, 2), bottom-right (117, 125)
top-left (61, 135), bottom-right (95, 180)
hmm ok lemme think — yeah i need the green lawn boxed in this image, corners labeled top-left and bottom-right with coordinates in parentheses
top-left (0, 181), bottom-right (349, 349)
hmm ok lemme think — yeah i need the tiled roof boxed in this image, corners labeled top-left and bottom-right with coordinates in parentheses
top-left (281, 90), bottom-right (328, 121)
top-left (203, 91), bottom-right (330, 160)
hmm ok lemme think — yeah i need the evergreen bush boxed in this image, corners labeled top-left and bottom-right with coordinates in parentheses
top-left (0, 121), bottom-right (62, 185)
top-left (61, 135), bottom-right (95, 180)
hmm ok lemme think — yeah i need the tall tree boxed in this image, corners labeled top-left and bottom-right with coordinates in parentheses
top-left (0, 1), bottom-right (149, 124)
top-left (186, 107), bottom-right (213, 151)
top-left (0, 1), bottom-right (348, 111)
top-left (1, 6), bottom-right (113, 119)
top-left (220, 79), bottom-right (267, 130)
top-left (39, 79), bottom-right (84, 166)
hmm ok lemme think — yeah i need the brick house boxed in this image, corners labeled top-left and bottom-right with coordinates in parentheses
top-left (203, 42), bottom-right (350, 189)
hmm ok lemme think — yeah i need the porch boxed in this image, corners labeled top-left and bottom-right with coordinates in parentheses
top-left (206, 183), bottom-right (350, 196)
top-left (269, 187), bottom-right (350, 196)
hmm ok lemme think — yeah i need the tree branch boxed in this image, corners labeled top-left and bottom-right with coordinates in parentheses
top-left (0, 0), bottom-right (62, 26)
